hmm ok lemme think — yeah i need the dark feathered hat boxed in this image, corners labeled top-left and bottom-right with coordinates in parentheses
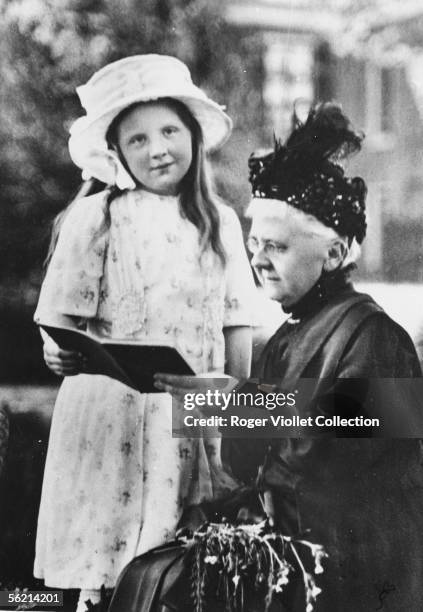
top-left (248, 102), bottom-right (367, 244)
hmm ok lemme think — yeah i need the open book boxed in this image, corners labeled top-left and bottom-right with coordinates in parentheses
top-left (40, 324), bottom-right (195, 393)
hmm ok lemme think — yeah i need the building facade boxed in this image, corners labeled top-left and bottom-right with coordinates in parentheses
top-left (227, 0), bottom-right (423, 281)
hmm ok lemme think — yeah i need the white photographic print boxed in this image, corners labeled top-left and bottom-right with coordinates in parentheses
top-left (1, 2), bottom-right (423, 611)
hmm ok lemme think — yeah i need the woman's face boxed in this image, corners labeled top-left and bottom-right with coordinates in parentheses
top-left (248, 208), bottom-right (329, 308)
top-left (115, 101), bottom-right (193, 196)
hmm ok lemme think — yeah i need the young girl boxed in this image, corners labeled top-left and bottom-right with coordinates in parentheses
top-left (34, 54), bottom-right (254, 611)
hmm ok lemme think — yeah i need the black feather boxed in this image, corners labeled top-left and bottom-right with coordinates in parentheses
top-left (286, 102), bottom-right (363, 164)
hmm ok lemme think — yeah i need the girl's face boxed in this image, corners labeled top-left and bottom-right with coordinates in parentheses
top-left (115, 102), bottom-right (193, 196)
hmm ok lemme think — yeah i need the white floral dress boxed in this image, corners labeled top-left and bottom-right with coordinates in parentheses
top-left (33, 189), bottom-right (254, 589)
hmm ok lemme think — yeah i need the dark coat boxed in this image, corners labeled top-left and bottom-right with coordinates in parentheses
top-left (222, 283), bottom-right (423, 612)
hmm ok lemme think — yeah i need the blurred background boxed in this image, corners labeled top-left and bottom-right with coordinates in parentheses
top-left (2, 0), bottom-right (423, 594)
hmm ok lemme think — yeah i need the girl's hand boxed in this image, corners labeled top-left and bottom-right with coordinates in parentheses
top-left (153, 372), bottom-right (238, 401)
top-left (43, 336), bottom-right (86, 377)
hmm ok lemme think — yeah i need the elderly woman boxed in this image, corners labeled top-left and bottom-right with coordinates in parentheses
top-left (155, 104), bottom-right (423, 612)
top-left (220, 103), bottom-right (423, 612)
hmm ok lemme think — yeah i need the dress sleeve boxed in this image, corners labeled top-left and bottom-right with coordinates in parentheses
top-left (336, 313), bottom-right (422, 378)
top-left (326, 314), bottom-right (423, 436)
top-left (34, 193), bottom-right (108, 324)
top-left (219, 206), bottom-right (256, 328)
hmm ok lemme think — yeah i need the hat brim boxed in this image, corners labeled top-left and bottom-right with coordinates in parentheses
top-left (68, 91), bottom-right (232, 185)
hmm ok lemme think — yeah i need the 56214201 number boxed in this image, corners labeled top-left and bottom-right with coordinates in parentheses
top-left (0, 590), bottom-right (63, 607)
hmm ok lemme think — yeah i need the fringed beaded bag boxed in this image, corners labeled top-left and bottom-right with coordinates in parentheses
top-left (107, 488), bottom-right (327, 612)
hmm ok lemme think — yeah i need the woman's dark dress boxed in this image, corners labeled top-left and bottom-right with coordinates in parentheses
top-left (222, 279), bottom-right (423, 612)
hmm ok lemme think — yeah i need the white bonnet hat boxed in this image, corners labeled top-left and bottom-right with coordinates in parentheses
top-left (68, 54), bottom-right (233, 189)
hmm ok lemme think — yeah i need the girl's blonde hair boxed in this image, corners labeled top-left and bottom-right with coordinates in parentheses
top-left (44, 178), bottom-right (104, 268)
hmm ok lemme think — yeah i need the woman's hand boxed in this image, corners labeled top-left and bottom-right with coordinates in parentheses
top-left (153, 372), bottom-right (238, 402)
top-left (43, 335), bottom-right (86, 377)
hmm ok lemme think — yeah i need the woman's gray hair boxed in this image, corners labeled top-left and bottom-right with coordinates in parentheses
top-left (246, 198), bottom-right (361, 267)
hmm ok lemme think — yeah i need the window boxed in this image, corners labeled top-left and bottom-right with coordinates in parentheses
top-left (262, 33), bottom-right (314, 137)
top-left (364, 61), bottom-right (396, 149)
